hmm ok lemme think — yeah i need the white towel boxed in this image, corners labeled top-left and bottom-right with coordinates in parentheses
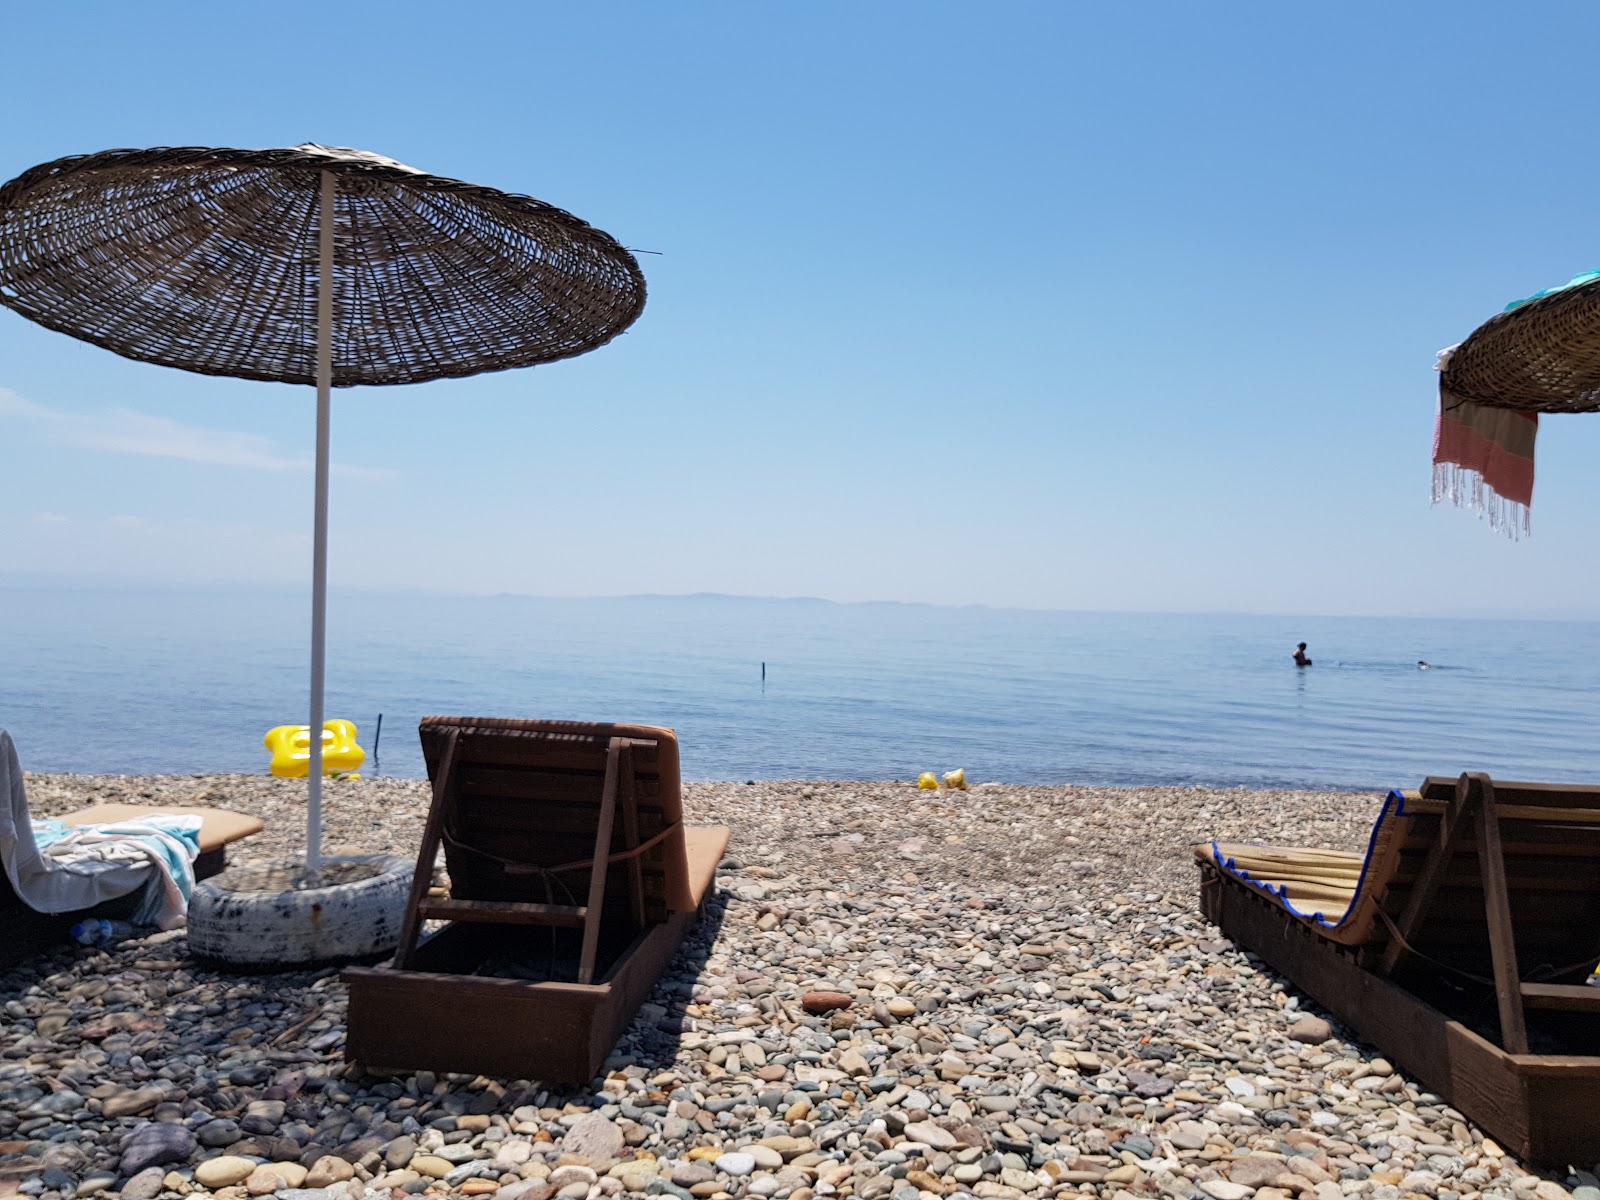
top-left (0, 730), bottom-right (200, 928)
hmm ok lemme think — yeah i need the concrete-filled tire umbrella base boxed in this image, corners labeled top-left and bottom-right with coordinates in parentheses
top-left (186, 855), bottom-right (414, 967)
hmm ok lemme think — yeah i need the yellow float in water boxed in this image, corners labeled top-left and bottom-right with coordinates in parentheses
top-left (917, 771), bottom-right (939, 790)
top-left (264, 720), bottom-right (366, 778)
top-left (942, 768), bottom-right (968, 791)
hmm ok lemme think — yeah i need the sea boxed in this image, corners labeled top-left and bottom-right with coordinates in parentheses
top-left (3, 580), bottom-right (1599, 792)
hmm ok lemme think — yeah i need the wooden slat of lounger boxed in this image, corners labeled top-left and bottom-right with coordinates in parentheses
top-left (457, 764), bottom-right (662, 798)
top-left (1390, 875), bottom-right (1600, 896)
top-left (1520, 983), bottom-right (1600, 1012)
top-left (1208, 843), bottom-right (1363, 861)
top-left (1213, 883), bottom-right (1355, 916)
top-left (458, 726), bottom-right (665, 752)
top-left (1402, 828), bottom-right (1600, 856)
top-left (463, 873), bottom-right (667, 898)
top-left (1226, 872), bottom-right (1355, 890)
top-left (395, 728), bottom-right (461, 970)
top-left (457, 765), bottom-right (661, 804)
top-left (453, 811), bottom-right (667, 847)
top-left (1473, 782), bottom-right (1531, 1054)
top-left (456, 792), bottom-right (666, 825)
top-left (1388, 870), bottom-right (1600, 908)
top-left (1392, 855), bottom-right (1600, 893)
top-left (1213, 856), bottom-right (1363, 881)
top-left (438, 732), bottom-right (661, 774)
top-left (1239, 875), bottom-right (1360, 896)
top-left (1204, 848), bottom-right (1362, 873)
top-left (1203, 847), bottom-right (1359, 879)
top-left (1217, 872), bottom-right (1361, 894)
top-left (1417, 778), bottom-right (1600, 808)
top-left (445, 804), bottom-right (666, 850)
top-left (1212, 900), bottom-right (1598, 951)
top-left (618, 752), bottom-right (648, 931)
top-left (1406, 798), bottom-right (1600, 824)
top-left (1377, 917), bottom-right (1599, 948)
top-left (447, 876), bottom-right (668, 920)
top-left (577, 740), bottom-right (625, 986)
top-left (1216, 872), bottom-right (1348, 902)
top-left (415, 898), bottom-right (588, 927)
top-left (1391, 903), bottom-right (1600, 964)
top-left (447, 840), bottom-right (666, 876)
top-left (1267, 883), bottom-right (1356, 902)
top-left (1397, 820), bottom-right (1600, 869)
top-left (1385, 885), bottom-right (1600, 924)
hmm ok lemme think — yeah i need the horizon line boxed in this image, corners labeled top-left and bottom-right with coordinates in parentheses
top-left (1, 570), bottom-right (1598, 624)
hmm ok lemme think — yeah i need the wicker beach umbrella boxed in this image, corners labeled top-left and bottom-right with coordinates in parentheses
top-left (1433, 271), bottom-right (1600, 536)
top-left (0, 145), bottom-right (646, 870)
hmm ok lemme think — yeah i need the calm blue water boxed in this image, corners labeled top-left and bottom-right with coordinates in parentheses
top-left (2, 581), bottom-right (1599, 791)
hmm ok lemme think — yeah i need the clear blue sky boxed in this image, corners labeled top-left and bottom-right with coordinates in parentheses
top-left (4, 2), bottom-right (1600, 617)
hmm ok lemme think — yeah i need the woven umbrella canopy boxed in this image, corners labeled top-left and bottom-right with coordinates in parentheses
top-left (0, 144), bottom-right (646, 871)
top-left (1440, 272), bottom-right (1600, 415)
top-left (1433, 271), bottom-right (1600, 536)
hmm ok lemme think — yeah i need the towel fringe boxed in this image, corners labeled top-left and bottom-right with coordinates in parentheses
top-left (1431, 461), bottom-right (1530, 539)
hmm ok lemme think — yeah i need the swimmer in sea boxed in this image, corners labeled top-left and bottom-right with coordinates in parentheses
top-left (1418, 660), bottom-right (1432, 670)
top-left (1293, 642), bottom-right (1312, 667)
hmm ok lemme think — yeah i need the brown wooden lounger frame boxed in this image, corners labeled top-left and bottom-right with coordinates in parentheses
top-left (1198, 772), bottom-right (1600, 1164)
top-left (344, 717), bottom-right (727, 1084)
top-left (393, 726), bottom-right (654, 984)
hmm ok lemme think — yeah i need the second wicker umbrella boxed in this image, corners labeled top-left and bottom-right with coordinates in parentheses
top-left (1432, 270), bottom-right (1600, 537)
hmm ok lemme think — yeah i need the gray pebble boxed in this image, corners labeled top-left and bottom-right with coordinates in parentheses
top-left (118, 1123), bottom-right (196, 1176)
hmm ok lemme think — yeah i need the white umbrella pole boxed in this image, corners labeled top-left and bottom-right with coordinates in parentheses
top-left (306, 168), bottom-right (335, 876)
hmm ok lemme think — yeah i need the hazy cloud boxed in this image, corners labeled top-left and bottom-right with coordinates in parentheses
top-left (0, 389), bottom-right (393, 480)
top-left (3, 509), bottom-right (315, 585)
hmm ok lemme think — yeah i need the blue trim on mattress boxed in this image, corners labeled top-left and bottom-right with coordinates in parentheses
top-left (1209, 788), bottom-right (1412, 931)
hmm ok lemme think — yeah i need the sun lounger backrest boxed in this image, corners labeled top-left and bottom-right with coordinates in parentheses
top-left (1204, 791), bottom-right (1422, 946)
top-left (1373, 778), bottom-right (1600, 983)
top-left (418, 717), bottom-right (691, 928)
top-left (1203, 777), bottom-right (1600, 976)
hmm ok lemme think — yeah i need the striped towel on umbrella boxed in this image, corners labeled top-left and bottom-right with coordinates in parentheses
top-left (1432, 352), bottom-right (1537, 538)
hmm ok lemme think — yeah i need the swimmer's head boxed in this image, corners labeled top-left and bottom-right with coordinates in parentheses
top-left (1297, 643), bottom-right (1307, 650)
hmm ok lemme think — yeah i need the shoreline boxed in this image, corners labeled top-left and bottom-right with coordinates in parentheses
top-left (4, 776), bottom-right (1579, 1200)
top-left (21, 775), bottom-right (1386, 890)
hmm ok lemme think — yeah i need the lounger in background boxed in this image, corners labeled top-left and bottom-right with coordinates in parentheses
top-left (1, 731), bottom-right (264, 966)
top-left (1194, 773), bottom-right (1600, 1163)
top-left (344, 718), bottom-right (729, 1084)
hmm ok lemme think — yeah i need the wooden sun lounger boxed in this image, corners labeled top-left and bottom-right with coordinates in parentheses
top-left (343, 717), bottom-right (730, 1084)
top-left (1195, 773), bottom-right (1600, 1164)
top-left (2, 803), bottom-right (264, 967)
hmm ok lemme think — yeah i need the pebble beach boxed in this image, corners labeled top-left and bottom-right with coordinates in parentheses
top-left (3, 775), bottom-right (1594, 1200)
